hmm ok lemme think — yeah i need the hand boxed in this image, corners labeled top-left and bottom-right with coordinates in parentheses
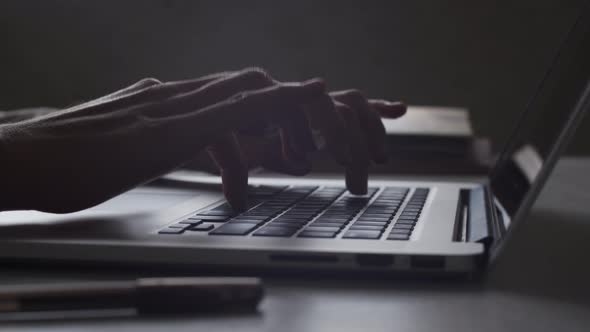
top-left (0, 68), bottom-right (405, 213)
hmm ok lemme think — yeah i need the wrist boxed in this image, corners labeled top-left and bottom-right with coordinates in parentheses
top-left (0, 125), bottom-right (22, 212)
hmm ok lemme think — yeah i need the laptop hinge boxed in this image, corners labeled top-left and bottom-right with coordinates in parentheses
top-left (455, 187), bottom-right (499, 250)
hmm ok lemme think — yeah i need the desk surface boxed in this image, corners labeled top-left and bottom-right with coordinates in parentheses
top-left (2, 158), bottom-right (590, 332)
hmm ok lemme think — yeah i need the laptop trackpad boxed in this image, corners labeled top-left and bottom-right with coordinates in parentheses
top-left (0, 186), bottom-right (214, 239)
top-left (88, 187), bottom-right (199, 214)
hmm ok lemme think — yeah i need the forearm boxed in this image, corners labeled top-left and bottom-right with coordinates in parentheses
top-left (0, 125), bottom-right (19, 212)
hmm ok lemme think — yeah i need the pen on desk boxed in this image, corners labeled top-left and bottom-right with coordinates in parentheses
top-left (0, 277), bottom-right (264, 315)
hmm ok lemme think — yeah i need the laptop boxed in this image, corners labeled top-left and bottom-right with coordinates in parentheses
top-left (0, 5), bottom-right (589, 277)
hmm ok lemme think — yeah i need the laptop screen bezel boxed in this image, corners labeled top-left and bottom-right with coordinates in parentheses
top-left (487, 3), bottom-right (590, 255)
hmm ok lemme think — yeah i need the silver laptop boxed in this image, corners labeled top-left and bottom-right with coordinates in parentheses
top-left (1, 5), bottom-right (589, 277)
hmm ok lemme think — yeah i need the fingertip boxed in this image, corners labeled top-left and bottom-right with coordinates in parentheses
top-left (345, 168), bottom-right (369, 195)
top-left (373, 100), bottom-right (407, 119)
top-left (223, 183), bottom-right (248, 212)
top-left (220, 168), bottom-right (249, 212)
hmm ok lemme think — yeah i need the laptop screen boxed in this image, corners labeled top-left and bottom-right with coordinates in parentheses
top-left (489, 4), bottom-right (590, 219)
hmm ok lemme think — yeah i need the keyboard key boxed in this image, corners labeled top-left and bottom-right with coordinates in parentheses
top-left (353, 221), bottom-right (389, 227)
top-left (388, 233), bottom-right (410, 240)
top-left (392, 224), bottom-right (414, 230)
top-left (199, 210), bottom-right (236, 217)
top-left (232, 215), bottom-right (269, 221)
top-left (348, 225), bottom-right (385, 231)
top-left (399, 212), bottom-right (420, 218)
top-left (298, 230), bottom-right (338, 238)
top-left (210, 223), bottom-right (258, 236)
top-left (274, 216), bottom-right (310, 222)
top-left (228, 219), bottom-right (266, 225)
top-left (158, 228), bottom-right (184, 234)
top-left (188, 223), bottom-right (215, 231)
top-left (193, 215), bottom-right (231, 222)
top-left (356, 216), bottom-right (391, 222)
top-left (364, 208), bottom-right (397, 213)
top-left (310, 221), bottom-right (347, 228)
top-left (390, 228), bottom-right (411, 235)
top-left (168, 224), bottom-right (189, 229)
top-left (253, 226), bottom-right (297, 237)
top-left (178, 219), bottom-right (203, 225)
top-left (397, 216), bottom-right (417, 222)
top-left (270, 218), bottom-right (308, 224)
top-left (394, 219), bottom-right (416, 225)
top-left (304, 226), bottom-right (341, 233)
top-left (343, 230), bottom-right (382, 239)
top-left (267, 221), bottom-right (304, 228)
top-left (360, 212), bottom-right (393, 218)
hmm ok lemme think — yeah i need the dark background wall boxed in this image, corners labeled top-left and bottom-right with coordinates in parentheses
top-left (0, 0), bottom-right (587, 153)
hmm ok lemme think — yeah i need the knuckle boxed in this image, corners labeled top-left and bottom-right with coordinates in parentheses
top-left (342, 89), bottom-right (367, 105)
top-left (238, 67), bottom-right (273, 86)
top-left (136, 77), bottom-right (162, 88)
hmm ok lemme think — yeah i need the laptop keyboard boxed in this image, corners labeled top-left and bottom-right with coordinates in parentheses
top-left (158, 185), bottom-right (430, 241)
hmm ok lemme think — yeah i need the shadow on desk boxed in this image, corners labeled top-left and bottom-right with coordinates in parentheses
top-left (487, 207), bottom-right (590, 307)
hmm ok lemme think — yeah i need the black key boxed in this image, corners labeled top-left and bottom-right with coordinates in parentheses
top-left (310, 220), bottom-right (348, 226)
top-left (364, 207), bottom-right (397, 213)
top-left (298, 230), bottom-right (337, 238)
top-left (395, 219), bottom-right (416, 225)
top-left (245, 208), bottom-right (282, 213)
top-left (388, 233), bottom-right (410, 240)
top-left (233, 215), bottom-right (269, 220)
top-left (343, 230), bottom-right (382, 239)
top-left (285, 209), bottom-right (317, 213)
top-left (178, 219), bottom-right (202, 225)
top-left (399, 212), bottom-right (420, 218)
top-left (277, 214), bottom-right (311, 220)
top-left (312, 219), bottom-right (348, 224)
top-left (402, 207), bottom-right (422, 212)
top-left (158, 228), bottom-right (184, 234)
top-left (392, 224), bottom-right (414, 230)
top-left (199, 210), bottom-right (236, 217)
top-left (361, 212), bottom-right (392, 217)
top-left (168, 224), bottom-right (189, 229)
top-left (309, 223), bottom-right (346, 229)
top-left (210, 223), bottom-right (257, 235)
top-left (397, 215), bottom-right (417, 220)
top-left (353, 221), bottom-right (388, 227)
top-left (356, 218), bottom-right (390, 224)
top-left (304, 226), bottom-right (341, 233)
top-left (193, 215), bottom-right (231, 222)
top-left (228, 219), bottom-right (265, 226)
top-left (267, 222), bottom-right (304, 228)
top-left (316, 217), bottom-right (352, 222)
top-left (188, 223), bottom-right (215, 231)
top-left (357, 216), bottom-right (391, 222)
top-left (253, 226), bottom-right (297, 237)
top-left (317, 214), bottom-right (352, 219)
top-left (390, 228), bottom-right (411, 235)
top-left (348, 225), bottom-right (385, 231)
top-left (271, 218), bottom-right (308, 224)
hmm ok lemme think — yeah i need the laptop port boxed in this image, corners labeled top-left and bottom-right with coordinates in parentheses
top-left (355, 254), bottom-right (394, 267)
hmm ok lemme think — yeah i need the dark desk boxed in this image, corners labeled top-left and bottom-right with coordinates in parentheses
top-left (2, 158), bottom-right (590, 332)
